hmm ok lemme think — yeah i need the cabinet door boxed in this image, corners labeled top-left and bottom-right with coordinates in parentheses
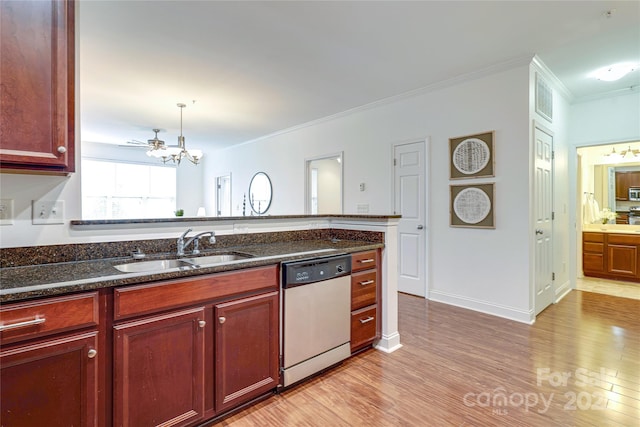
top-left (629, 171), bottom-right (640, 188)
top-left (1, 331), bottom-right (99, 427)
top-left (215, 292), bottom-right (279, 413)
top-left (114, 308), bottom-right (205, 427)
top-left (0, 0), bottom-right (75, 172)
top-left (607, 244), bottom-right (638, 277)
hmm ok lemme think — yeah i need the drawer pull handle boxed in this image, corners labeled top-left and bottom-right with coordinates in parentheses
top-left (198, 320), bottom-right (206, 328)
top-left (359, 280), bottom-right (375, 286)
top-left (219, 317), bottom-right (226, 324)
top-left (359, 316), bottom-right (375, 324)
top-left (87, 349), bottom-right (97, 359)
top-left (0, 316), bottom-right (46, 332)
top-left (358, 259), bottom-right (375, 264)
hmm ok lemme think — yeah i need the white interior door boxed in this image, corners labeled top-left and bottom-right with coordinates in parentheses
top-left (534, 125), bottom-right (554, 314)
top-left (215, 174), bottom-right (231, 216)
top-left (394, 140), bottom-right (427, 297)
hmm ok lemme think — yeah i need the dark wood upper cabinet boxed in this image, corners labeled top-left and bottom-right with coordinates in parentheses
top-left (0, 0), bottom-right (75, 173)
top-left (615, 171), bottom-right (640, 201)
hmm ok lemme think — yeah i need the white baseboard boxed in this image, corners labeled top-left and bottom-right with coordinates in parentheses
top-left (429, 290), bottom-right (535, 324)
top-left (374, 332), bottom-right (403, 353)
top-left (555, 280), bottom-right (572, 303)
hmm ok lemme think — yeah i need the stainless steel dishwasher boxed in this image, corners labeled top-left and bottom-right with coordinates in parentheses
top-left (280, 254), bottom-right (352, 387)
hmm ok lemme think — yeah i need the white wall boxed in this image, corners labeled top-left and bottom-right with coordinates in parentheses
top-left (570, 91), bottom-right (640, 147)
top-left (0, 172), bottom-right (82, 248)
top-left (207, 61), bottom-right (535, 322)
top-left (0, 142), bottom-right (204, 248)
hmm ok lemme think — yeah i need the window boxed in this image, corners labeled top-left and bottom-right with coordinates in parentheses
top-left (82, 159), bottom-right (176, 219)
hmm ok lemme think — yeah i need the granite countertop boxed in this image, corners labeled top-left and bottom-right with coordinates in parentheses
top-left (0, 239), bottom-right (382, 304)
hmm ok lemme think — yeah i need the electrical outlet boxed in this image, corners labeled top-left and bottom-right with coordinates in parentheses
top-left (32, 200), bottom-right (65, 225)
top-left (0, 199), bottom-right (14, 225)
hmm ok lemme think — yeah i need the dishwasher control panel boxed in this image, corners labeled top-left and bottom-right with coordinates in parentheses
top-left (282, 254), bottom-right (351, 288)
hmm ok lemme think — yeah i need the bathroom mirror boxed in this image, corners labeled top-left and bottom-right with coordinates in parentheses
top-left (248, 172), bottom-right (272, 214)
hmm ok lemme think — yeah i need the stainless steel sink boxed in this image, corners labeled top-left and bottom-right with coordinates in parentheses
top-left (113, 253), bottom-right (253, 273)
top-left (113, 259), bottom-right (195, 273)
top-left (180, 253), bottom-right (252, 266)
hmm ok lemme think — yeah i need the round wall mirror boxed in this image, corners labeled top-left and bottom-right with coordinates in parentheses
top-left (248, 172), bottom-right (272, 214)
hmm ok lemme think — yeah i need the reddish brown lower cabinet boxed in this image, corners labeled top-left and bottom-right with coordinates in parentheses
top-left (2, 266), bottom-right (282, 427)
top-left (350, 250), bottom-right (381, 353)
top-left (215, 291), bottom-right (279, 413)
top-left (1, 331), bottom-right (99, 427)
top-left (583, 232), bottom-right (640, 282)
top-left (114, 307), bottom-right (205, 427)
top-left (607, 244), bottom-right (638, 277)
top-left (583, 232), bottom-right (605, 274)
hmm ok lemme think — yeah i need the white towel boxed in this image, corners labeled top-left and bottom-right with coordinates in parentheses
top-left (591, 196), bottom-right (600, 223)
top-left (583, 194), bottom-right (594, 224)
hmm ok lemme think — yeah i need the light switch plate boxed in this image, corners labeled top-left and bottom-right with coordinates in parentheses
top-left (0, 199), bottom-right (14, 225)
top-left (32, 200), bottom-right (65, 224)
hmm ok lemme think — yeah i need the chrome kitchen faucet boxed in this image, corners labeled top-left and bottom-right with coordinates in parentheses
top-left (177, 228), bottom-right (216, 256)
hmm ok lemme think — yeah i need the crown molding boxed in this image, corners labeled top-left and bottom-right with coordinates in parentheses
top-left (531, 55), bottom-right (573, 102)
top-left (233, 55), bottom-right (535, 149)
top-left (571, 85), bottom-right (640, 104)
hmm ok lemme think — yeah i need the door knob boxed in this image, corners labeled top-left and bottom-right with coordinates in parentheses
top-left (417, 225), bottom-right (424, 230)
top-left (87, 349), bottom-right (97, 359)
top-left (218, 317), bottom-right (226, 324)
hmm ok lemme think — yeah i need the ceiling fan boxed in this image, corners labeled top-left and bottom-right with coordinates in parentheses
top-left (123, 128), bottom-right (166, 149)
top-left (118, 104), bottom-right (203, 165)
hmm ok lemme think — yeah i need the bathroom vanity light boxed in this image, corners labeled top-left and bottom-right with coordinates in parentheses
top-left (602, 145), bottom-right (639, 163)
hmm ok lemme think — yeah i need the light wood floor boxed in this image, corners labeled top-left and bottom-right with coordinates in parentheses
top-left (577, 276), bottom-right (640, 300)
top-left (214, 291), bottom-right (639, 426)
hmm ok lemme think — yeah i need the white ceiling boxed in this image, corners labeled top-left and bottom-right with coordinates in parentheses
top-left (79, 1), bottom-right (640, 153)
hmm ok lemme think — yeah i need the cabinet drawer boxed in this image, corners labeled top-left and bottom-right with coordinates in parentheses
top-left (351, 305), bottom-right (377, 352)
top-left (0, 292), bottom-right (100, 345)
top-left (607, 234), bottom-right (640, 245)
top-left (114, 265), bottom-right (278, 320)
top-left (583, 254), bottom-right (604, 272)
top-left (583, 232), bottom-right (604, 243)
top-left (584, 242), bottom-right (604, 254)
top-left (351, 250), bottom-right (377, 272)
top-left (351, 270), bottom-right (377, 311)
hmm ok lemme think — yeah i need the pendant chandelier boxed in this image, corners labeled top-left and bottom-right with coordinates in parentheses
top-left (146, 103), bottom-right (203, 165)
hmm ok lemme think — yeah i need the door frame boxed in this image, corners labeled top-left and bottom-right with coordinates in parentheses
top-left (215, 173), bottom-right (231, 217)
top-left (304, 152), bottom-right (343, 214)
top-left (391, 137), bottom-right (430, 298)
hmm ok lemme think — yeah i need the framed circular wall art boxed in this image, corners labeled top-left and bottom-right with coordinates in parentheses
top-left (449, 131), bottom-right (494, 179)
top-left (450, 183), bottom-right (495, 228)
